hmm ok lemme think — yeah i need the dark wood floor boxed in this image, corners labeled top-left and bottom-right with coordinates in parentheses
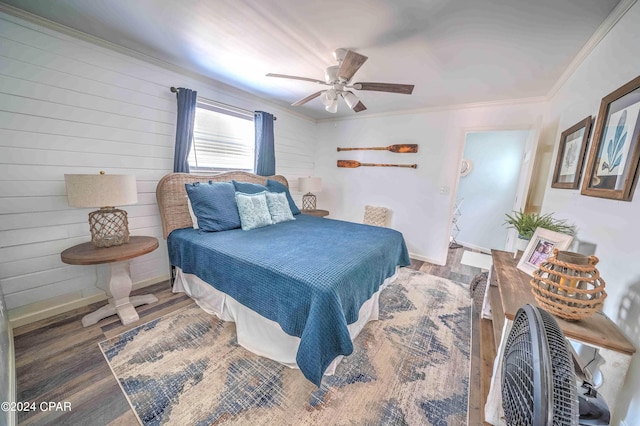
top-left (13, 247), bottom-right (485, 425)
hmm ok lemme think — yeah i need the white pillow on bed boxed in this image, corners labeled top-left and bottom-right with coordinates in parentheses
top-left (235, 192), bottom-right (274, 231)
top-left (186, 196), bottom-right (199, 229)
top-left (265, 192), bottom-right (295, 224)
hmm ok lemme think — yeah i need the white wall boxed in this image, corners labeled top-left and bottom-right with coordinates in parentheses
top-left (0, 11), bottom-right (317, 325)
top-left (456, 130), bottom-right (529, 251)
top-left (539, 2), bottom-right (640, 423)
top-left (316, 103), bottom-right (544, 264)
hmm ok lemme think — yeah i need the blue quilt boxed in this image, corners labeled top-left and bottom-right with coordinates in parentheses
top-left (167, 214), bottom-right (410, 386)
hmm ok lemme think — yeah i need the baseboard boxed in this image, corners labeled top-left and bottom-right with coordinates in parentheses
top-left (409, 252), bottom-right (445, 266)
top-left (455, 240), bottom-right (491, 254)
top-left (8, 274), bottom-right (170, 329)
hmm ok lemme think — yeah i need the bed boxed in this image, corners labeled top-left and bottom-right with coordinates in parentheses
top-left (156, 171), bottom-right (410, 386)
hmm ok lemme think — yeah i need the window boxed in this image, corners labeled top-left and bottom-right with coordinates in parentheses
top-left (188, 101), bottom-right (255, 173)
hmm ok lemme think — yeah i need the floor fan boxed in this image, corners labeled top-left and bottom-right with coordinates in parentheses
top-left (501, 304), bottom-right (610, 426)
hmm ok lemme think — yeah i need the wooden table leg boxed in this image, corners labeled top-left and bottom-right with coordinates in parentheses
top-left (81, 260), bottom-right (158, 327)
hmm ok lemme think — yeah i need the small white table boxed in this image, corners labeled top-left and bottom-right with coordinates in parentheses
top-left (61, 236), bottom-right (159, 327)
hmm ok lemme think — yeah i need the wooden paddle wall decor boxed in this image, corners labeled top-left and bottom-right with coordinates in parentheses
top-left (337, 160), bottom-right (417, 169)
top-left (337, 144), bottom-right (418, 153)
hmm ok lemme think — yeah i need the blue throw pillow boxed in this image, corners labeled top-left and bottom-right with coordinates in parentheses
top-left (266, 179), bottom-right (301, 215)
top-left (265, 192), bottom-right (295, 224)
top-left (185, 181), bottom-right (241, 231)
top-left (235, 192), bottom-right (274, 230)
top-left (232, 180), bottom-right (267, 194)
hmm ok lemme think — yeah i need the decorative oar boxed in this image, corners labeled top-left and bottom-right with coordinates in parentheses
top-left (337, 160), bottom-right (417, 169)
top-left (337, 144), bottom-right (418, 153)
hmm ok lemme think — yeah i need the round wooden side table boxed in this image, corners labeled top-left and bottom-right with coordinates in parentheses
top-left (61, 236), bottom-right (159, 327)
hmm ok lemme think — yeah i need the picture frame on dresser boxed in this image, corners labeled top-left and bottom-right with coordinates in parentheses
top-left (551, 116), bottom-right (592, 189)
top-left (516, 228), bottom-right (573, 276)
top-left (581, 75), bottom-right (640, 201)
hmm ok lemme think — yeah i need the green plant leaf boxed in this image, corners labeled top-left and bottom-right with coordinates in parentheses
top-left (504, 210), bottom-right (576, 240)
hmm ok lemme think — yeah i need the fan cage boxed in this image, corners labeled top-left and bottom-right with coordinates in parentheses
top-left (502, 304), bottom-right (578, 426)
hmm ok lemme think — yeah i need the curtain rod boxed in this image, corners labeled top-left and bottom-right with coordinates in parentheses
top-left (170, 87), bottom-right (276, 120)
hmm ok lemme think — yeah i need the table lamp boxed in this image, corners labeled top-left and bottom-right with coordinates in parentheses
top-left (299, 176), bottom-right (322, 210)
top-left (65, 172), bottom-right (138, 247)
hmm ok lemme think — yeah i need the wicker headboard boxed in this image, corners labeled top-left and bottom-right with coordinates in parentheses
top-left (156, 171), bottom-right (289, 239)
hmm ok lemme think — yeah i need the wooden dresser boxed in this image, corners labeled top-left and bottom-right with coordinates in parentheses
top-left (480, 249), bottom-right (636, 424)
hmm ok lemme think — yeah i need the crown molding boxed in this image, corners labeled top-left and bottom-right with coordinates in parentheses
top-left (317, 96), bottom-right (547, 123)
top-left (546, 0), bottom-right (638, 100)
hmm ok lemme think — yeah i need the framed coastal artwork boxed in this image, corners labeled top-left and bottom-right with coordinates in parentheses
top-left (581, 75), bottom-right (640, 201)
top-left (517, 228), bottom-right (574, 276)
top-left (551, 116), bottom-right (592, 189)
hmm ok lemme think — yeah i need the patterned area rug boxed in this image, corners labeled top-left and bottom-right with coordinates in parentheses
top-left (99, 269), bottom-right (471, 425)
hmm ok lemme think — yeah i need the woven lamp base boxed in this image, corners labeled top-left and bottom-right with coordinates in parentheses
top-left (530, 249), bottom-right (606, 321)
top-left (302, 193), bottom-right (317, 210)
top-left (89, 207), bottom-right (130, 247)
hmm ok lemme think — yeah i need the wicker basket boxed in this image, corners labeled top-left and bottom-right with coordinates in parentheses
top-left (530, 249), bottom-right (606, 321)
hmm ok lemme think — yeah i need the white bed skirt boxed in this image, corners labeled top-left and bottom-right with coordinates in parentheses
top-left (172, 267), bottom-right (398, 376)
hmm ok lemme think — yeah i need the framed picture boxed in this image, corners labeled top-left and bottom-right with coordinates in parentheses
top-left (581, 75), bottom-right (640, 201)
top-left (551, 116), bottom-right (592, 189)
top-left (517, 228), bottom-right (574, 276)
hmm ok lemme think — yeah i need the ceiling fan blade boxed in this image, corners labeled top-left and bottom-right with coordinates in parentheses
top-left (353, 82), bottom-right (414, 95)
top-left (353, 101), bottom-right (367, 113)
top-left (337, 50), bottom-right (368, 81)
top-left (266, 73), bottom-right (328, 85)
top-left (292, 91), bottom-right (324, 106)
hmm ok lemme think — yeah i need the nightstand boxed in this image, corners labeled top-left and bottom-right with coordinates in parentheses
top-left (302, 209), bottom-right (329, 217)
top-left (61, 236), bottom-right (159, 327)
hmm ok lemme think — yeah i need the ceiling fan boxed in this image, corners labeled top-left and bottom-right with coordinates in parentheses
top-left (266, 48), bottom-right (414, 113)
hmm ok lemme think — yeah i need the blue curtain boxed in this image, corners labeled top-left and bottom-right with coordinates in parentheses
top-left (254, 111), bottom-right (275, 176)
top-left (173, 87), bottom-right (198, 173)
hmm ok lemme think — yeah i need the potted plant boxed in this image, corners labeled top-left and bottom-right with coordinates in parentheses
top-left (504, 210), bottom-right (576, 251)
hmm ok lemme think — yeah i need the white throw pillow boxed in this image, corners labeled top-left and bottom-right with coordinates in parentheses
top-left (265, 192), bottom-right (295, 224)
top-left (235, 192), bottom-right (274, 231)
top-left (186, 196), bottom-right (199, 229)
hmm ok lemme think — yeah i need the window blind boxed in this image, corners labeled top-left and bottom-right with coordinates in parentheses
top-left (188, 101), bottom-right (255, 173)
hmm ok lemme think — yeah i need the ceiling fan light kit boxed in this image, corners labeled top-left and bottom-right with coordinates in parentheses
top-left (325, 101), bottom-right (338, 113)
top-left (322, 89), bottom-right (340, 112)
top-left (267, 48), bottom-right (415, 113)
top-left (342, 91), bottom-right (360, 110)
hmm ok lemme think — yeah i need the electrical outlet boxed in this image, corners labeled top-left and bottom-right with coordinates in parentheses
top-left (439, 186), bottom-right (450, 195)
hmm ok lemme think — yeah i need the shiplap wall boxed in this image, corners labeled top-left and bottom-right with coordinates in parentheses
top-left (0, 11), bottom-right (317, 324)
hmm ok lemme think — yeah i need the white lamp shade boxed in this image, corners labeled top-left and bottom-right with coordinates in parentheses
top-left (65, 173), bottom-right (138, 208)
top-left (325, 100), bottom-right (338, 113)
top-left (342, 91), bottom-right (360, 110)
top-left (321, 89), bottom-right (337, 106)
top-left (299, 177), bottom-right (322, 194)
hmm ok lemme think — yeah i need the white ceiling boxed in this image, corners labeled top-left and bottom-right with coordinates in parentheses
top-left (1, 0), bottom-right (622, 119)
